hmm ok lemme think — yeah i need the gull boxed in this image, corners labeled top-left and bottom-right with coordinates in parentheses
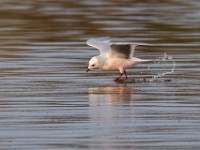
top-left (86, 37), bottom-right (151, 81)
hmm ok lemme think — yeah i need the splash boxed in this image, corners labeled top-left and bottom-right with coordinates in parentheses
top-left (150, 53), bottom-right (176, 81)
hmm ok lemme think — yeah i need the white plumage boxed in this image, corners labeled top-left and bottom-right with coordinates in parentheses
top-left (86, 37), bottom-right (151, 81)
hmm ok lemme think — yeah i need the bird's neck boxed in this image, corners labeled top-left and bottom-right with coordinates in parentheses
top-left (96, 55), bottom-right (107, 69)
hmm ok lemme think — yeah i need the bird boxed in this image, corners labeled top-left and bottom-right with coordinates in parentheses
top-left (86, 37), bottom-right (151, 81)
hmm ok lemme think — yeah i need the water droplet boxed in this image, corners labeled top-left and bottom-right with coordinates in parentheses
top-left (150, 53), bottom-right (176, 80)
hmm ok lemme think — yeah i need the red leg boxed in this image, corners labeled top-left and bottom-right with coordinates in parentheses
top-left (114, 72), bottom-right (123, 81)
top-left (124, 70), bottom-right (128, 79)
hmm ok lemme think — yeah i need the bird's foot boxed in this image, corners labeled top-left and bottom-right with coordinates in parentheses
top-left (114, 70), bottom-right (129, 82)
top-left (114, 73), bottom-right (123, 82)
top-left (114, 77), bottom-right (121, 82)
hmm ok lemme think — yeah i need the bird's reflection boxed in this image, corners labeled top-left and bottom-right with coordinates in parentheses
top-left (88, 84), bottom-right (140, 122)
top-left (88, 85), bottom-right (143, 148)
top-left (88, 84), bottom-right (135, 103)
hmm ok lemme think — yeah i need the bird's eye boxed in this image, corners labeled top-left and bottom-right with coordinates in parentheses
top-left (92, 64), bottom-right (95, 67)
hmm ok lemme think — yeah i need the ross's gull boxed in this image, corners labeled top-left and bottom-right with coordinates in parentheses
top-left (86, 37), bottom-right (151, 81)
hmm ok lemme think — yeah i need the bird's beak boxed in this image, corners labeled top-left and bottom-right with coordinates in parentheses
top-left (86, 68), bottom-right (90, 72)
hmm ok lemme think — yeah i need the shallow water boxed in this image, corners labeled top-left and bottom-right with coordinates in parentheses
top-left (0, 0), bottom-right (200, 149)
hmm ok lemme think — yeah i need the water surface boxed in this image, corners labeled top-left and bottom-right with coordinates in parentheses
top-left (0, 0), bottom-right (200, 149)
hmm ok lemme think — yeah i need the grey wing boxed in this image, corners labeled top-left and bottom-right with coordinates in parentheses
top-left (109, 43), bottom-right (153, 59)
top-left (109, 44), bottom-right (136, 59)
top-left (86, 37), bottom-right (111, 55)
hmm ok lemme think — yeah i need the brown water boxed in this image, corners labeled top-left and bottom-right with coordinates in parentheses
top-left (0, 0), bottom-right (200, 149)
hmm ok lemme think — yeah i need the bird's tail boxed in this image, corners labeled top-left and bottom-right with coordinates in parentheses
top-left (131, 57), bottom-right (152, 66)
top-left (140, 59), bottom-right (152, 62)
top-left (132, 57), bottom-right (151, 63)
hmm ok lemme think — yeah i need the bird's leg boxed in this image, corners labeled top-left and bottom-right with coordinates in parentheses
top-left (114, 72), bottom-right (123, 81)
top-left (124, 70), bottom-right (128, 79)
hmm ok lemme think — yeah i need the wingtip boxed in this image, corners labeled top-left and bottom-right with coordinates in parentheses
top-left (86, 36), bottom-right (111, 43)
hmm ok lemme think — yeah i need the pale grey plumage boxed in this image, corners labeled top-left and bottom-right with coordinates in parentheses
top-left (86, 37), bottom-right (151, 81)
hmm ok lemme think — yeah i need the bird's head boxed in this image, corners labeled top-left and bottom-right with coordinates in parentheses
top-left (86, 56), bottom-right (99, 72)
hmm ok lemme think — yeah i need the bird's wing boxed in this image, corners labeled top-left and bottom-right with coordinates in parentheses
top-left (108, 43), bottom-right (153, 59)
top-left (86, 37), bottom-right (111, 55)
